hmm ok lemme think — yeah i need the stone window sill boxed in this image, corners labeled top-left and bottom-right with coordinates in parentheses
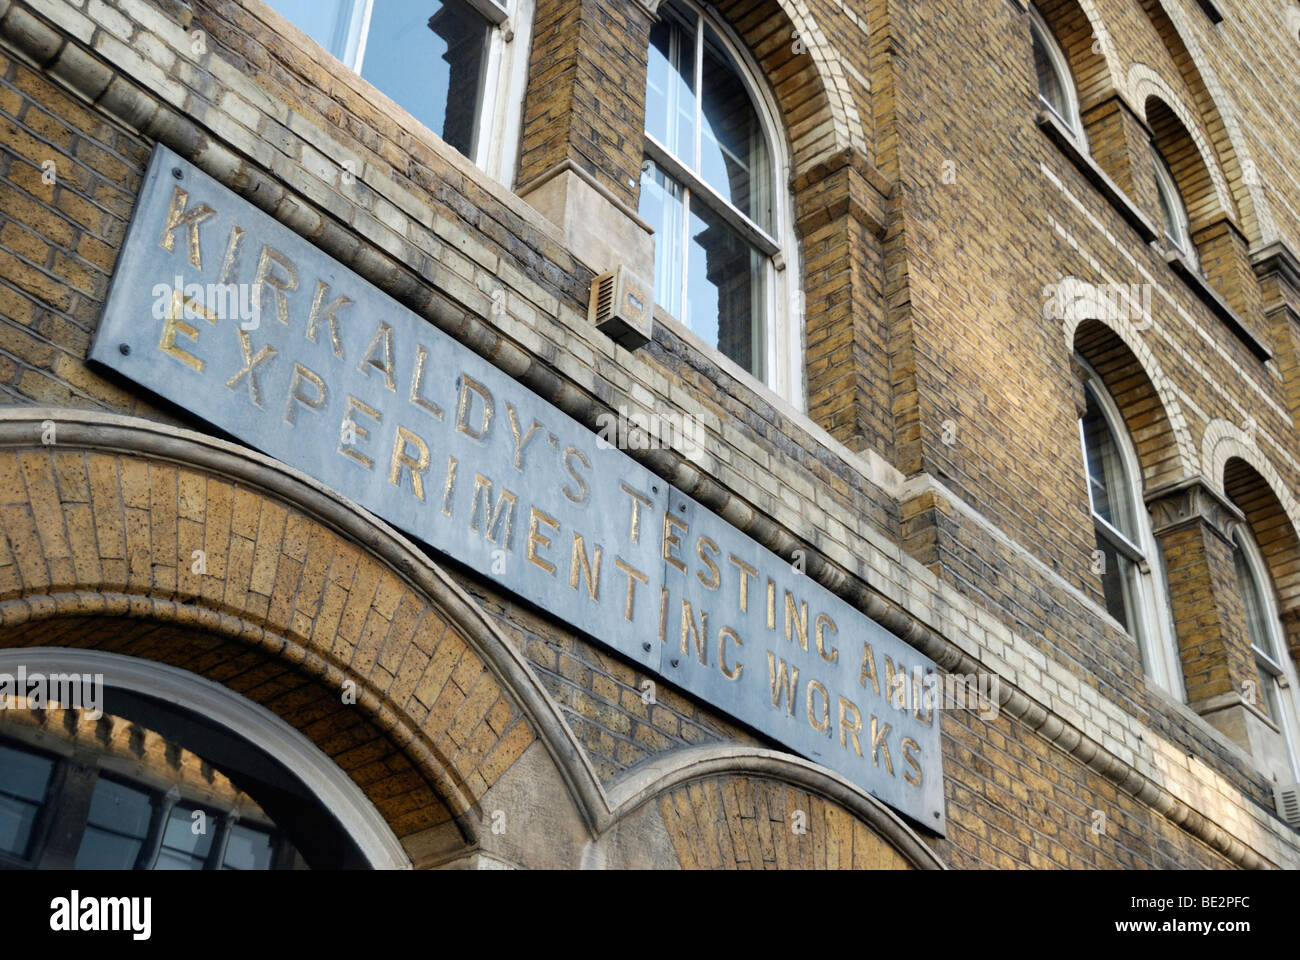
top-left (1164, 249), bottom-right (1273, 362)
top-left (1036, 109), bottom-right (1159, 244)
top-left (1038, 109), bottom-right (1271, 363)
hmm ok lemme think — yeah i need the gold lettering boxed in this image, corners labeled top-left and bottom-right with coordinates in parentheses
top-left (784, 591), bottom-right (808, 651)
top-left (252, 244), bottom-right (298, 326)
top-left (507, 404), bottom-right (544, 471)
top-left (680, 599), bottom-right (707, 665)
top-left (884, 656), bottom-right (909, 711)
top-left (719, 626), bottom-right (743, 680)
top-left (358, 321), bottom-right (396, 391)
top-left (614, 558), bottom-right (648, 622)
top-left (339, 395), bottom-right (380, 468)
top-left (620, 482), bottom-right (653, 542)
top-left (469, 474), bottom-right (518, 547)
top-left (225, 329), bottom-right (278, 406)
top-left (767, 653), bottom-right (798, 715)
top-left (859, 641), bottom-right (880, 695)
top-left (696, 536), bottom-right (721, 590)
top-left (158, 186), bottom-right (214, 268)
top-left (284, 362), bottom-right (328, 425)
top-left (388, 425), bottom-right (431, 501)
top-left (562, 447), bottom-right (591, 504)
top-left (815, 613), bottom-right (839, 665)
top-left (807, 680), bottom-right (830, 734)
top-left (569, 532), bottom-right (602, 601)
top-left (902, 737), bottom-right (923, 787)
top-left (838, 697), bottom-right (863, 757)
top-left (218, 224), bottom-right (245, 283)
top-left (662, 512), bottom-right (687, 573)
top-left (306, 281), bottom-right (351, 359)
top-left (409, 345), bottom-right (443, 419)
top-left (456, 375), bottom-right (494, 439)
top-left (766, 578), bottom-right (775, 630)
top-left (441, 456), bottom-right (458, 516)
top-left (729, 554), bottom-right (757, 613)
top-left (658, 586), bottom-right (668, 642)
top-left (526, 507), bottom-right (559, 574)
top-left (158, 290), bottom-right (216, 372)
top-left (870, 716), bottom-right (893, 774)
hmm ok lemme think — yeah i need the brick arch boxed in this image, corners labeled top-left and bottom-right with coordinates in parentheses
top-left (1034, 0), bottom-right (1123, 108)
top-left (648, 0), bottom-right (866, 171)
top-left (1127, 65), bottom-right (1234, 229)
top-left (1223, 458), bottom-right (1300, 619)
top-left (1064, 307), bottom-right (1198, 486)
top-left (602, 745), bottom-right (944, 869)
top-left (0, 410), bottom-right (616, 864)
top-left (1136, 0), bottom-right (1276, 244)
top-left (1203, 420), bottom-right (1300, 612)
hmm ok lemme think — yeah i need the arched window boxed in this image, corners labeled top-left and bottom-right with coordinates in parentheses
top-left (1231, 524), bottom-right (1300, 781)
top-left (0, 650), bottom-right (404, 869)
top-left (1077, 368), bottom-right (1182, 694)
top-left (639, 0), bottom-right (799, 403)
top-left (263, 0), bottom-right (533, 182)
top-left (1150, 142), bottom-right (1196, 267)
top-left (1030, 5), bottom-right (1086, 143)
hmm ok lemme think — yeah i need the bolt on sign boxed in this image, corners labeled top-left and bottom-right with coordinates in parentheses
top-left (91, 146), bottom-right (946, 832)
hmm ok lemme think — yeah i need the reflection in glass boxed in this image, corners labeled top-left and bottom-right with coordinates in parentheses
top-left (687, 201), bottom-right (764, 376)
top-left (264, 0), bottom-right (492, 159)
top-left (75, 778), bottom-right (155, 869)
top-left (0, 744), bottom-right (53, 858)
top-left (1081, 385), bottom-right (1137, 537)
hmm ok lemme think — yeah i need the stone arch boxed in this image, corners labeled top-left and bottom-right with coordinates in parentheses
top-left (1137, 0), bottom-right (1276, 244)
top-left (648, 0), bottom-right (865, 171)
top-left (1223, 459), bottom-right (1300, 619)
top-left (599, 745), bottom-right (945, 869)
top-left (1128, 65), bottom-right (1235, 229)
top-left (1034, 0), bottom-right (1123, 108)
top-left (1062, 300), bottom-right (1198, 485)
top-left (1202, 420), bottom-right (1300, 612)
top-left (0, 408), bottom-right (611, 866)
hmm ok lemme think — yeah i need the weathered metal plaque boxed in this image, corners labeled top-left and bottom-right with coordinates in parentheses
top-left (90, 145), bottom-right (945, 832)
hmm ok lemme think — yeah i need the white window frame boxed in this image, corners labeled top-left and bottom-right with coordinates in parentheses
top-left (1029, 5), bottom-right (1087, 147)
top-left (1150, 143), bottom-right (1198, 269)
top-left (0, 648), bottom-right (411, 868)
top-left (271, 0), bottom-right (533, 185)
top-left (642, 0), bottom-right (803, 408)
top-left (1231, 524), bottom-right (1300, 781)
top-left (1077, 364), bottom-right (1184, 698)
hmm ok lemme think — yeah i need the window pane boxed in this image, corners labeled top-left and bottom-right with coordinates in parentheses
top-left (75, 779), bottom-right (155, 869)
top-left (1233, 536), bottom-right (1279, 661)
top-left (687, 200), bottom-right (766, 378)
top-left (153, 805), bottom-right (215, 870)
top-left (265, 0), bottom-right (359, 60)
top-left (358, 1), bottom-right (491, 159)
top-left (645, 5), bottom-right (697, 162)
top-left (223, 824), bottom-right (275, 870)
top-left (1150, 148), bottom-right (1187, 253)
top-left (0, 744), bottom-right (53, 858)
top-left (1255, 663), bottom-right (1279, 721)
top-left (639, 161), bottom-right (685, 318)
top-left (1095, 530), bottom-right (1145, 643)
top-left (1080, 386), bottom-right (1138, 538)
top-left (1031, 21), bottom-right (1069, 122)
top-left (700, 25), bottom-right (770, 229)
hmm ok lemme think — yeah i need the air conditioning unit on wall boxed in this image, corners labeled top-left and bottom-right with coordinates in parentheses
top-left (588, 266), bottom-right (653, 351)
top-left (1276, 782), bottom-right (1300, 830)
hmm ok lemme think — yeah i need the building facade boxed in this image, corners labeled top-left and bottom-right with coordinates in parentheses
top-left (0, 0), bottom-right (1298, 869)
